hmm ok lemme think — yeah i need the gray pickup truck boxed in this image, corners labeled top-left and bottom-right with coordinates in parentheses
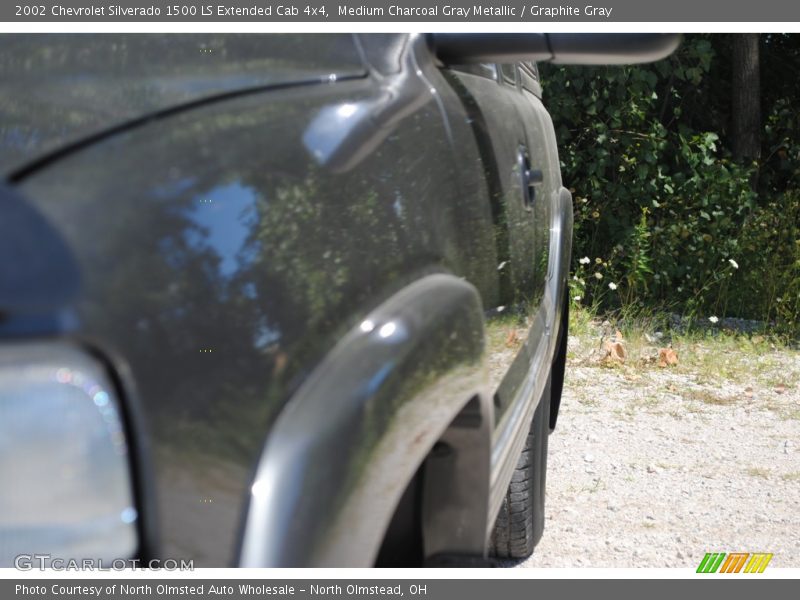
top-left (0, 33), bottom-right (679, 567)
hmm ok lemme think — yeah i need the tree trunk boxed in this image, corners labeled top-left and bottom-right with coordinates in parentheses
top-left (731, 34), bottom-right (761, 162)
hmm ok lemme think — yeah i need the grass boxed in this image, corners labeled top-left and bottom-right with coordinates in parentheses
top-left (578, 397), bottom-right (601, 407)
top-left (582, 478), bottom-right (606, 493)
top-left (683, 403), bottom-right (706, 414)
top-left (745, 467), bottom-right (772, 479)
top-left (656, 461), bottom-right (679, 471)
top-left (569, 299), bottom-right (601, 338)
top-left (567, 302), bottom-right (800, 388)
top-left (781, 472), bottom-right (800, 481)
top-left (684, 389), bottom-right (738, 406)
top-left (761, 396), bottom-right (800, 421)
top-left (623, 394), bottom-right (661, 413)
top-left (676, 335), bottom-right (794, 386)
top-left (779, 407), bottom-right (800, 421)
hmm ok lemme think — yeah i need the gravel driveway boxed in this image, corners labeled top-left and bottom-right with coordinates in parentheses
top-left (515, 327), bottom-right (800, 568)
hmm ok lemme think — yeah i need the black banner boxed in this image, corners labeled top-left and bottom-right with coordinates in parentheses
top-left (4, 580), bottom-right (799, 600)
top-left (3, 0), bottom-right (800, 22)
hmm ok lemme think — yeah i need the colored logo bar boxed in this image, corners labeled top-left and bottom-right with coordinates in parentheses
top-left (697, 552), bottom-right (773, 573)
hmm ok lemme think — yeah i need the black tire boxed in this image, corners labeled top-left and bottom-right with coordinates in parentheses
top-left (489, 375), bottom-right (551, 559)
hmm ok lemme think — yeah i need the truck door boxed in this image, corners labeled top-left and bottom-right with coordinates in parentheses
top-left (439, 61), bottom-right (554, 418)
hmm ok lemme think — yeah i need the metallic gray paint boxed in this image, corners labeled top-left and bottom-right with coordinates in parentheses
top-left (0, 34), bottom-right (366, 176)
top-left (12, 35), bottom-right (502, 566)
top-left (3, 33), bottom-right (576, 566)
top-left (0, 185), bottom-right (80, 314)
top-left (240, 274), bottom-right (488, 567)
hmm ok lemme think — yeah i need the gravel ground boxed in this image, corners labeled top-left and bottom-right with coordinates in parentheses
top-left (513, 328), bottom-right (800, 568)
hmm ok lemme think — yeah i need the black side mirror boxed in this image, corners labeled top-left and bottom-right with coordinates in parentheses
top-left (430, 33), bottom-right (682, 65)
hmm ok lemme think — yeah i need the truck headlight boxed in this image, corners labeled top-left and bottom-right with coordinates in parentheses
top-left (0, 342), bottom-right (138, 566)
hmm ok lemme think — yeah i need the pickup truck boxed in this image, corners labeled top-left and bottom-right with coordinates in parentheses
top-left (0, 33), bottom-right (679, 567)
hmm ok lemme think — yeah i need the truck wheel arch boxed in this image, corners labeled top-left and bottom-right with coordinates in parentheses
top-left (237, 274), bottom-right (492, 567)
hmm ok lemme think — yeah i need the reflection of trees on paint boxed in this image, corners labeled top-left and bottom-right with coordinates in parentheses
top-left (20, 82), bottom-right (498, 463)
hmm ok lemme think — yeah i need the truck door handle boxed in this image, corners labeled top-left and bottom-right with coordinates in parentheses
top-left (526, 168), bottom-right (544, 186)
top-left (519, 148), bottom-right (543, 210)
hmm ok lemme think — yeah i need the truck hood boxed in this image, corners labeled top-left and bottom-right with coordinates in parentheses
top-left (0, 34), bottom-right (366, 177)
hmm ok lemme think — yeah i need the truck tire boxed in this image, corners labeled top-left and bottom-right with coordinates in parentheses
top-left (489, 376), bottom-right (551, 559)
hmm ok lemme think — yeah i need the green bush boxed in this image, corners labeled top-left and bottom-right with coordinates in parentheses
top-left (543, 34), bottom-right (800, 333)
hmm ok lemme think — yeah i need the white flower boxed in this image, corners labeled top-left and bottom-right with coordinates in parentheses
top-left (573, 296), bottom-right (582, 302)
top-left (594, 272), bottom-right (603, 280)
top-left (579, 256), bottom-right (591, 265)
top-left (608, 282), bottom-right (618, 290)
top-left (709, 316), bottom-right (719, 324)
top-left (728, 258), bottom-right (739, 269)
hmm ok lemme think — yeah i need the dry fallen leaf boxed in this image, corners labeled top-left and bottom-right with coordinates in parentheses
top-left (601, 340), bottom-right (627, 364)
top-left (658, 347), bottom-right (679, 368)
top-left (775, 384), bottom-right (787, 395)
top-left (505, 329), bottom-right (520, 348)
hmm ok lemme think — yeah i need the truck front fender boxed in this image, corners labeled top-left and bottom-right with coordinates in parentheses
top-left (238, 274), bottom-right (491, 567)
